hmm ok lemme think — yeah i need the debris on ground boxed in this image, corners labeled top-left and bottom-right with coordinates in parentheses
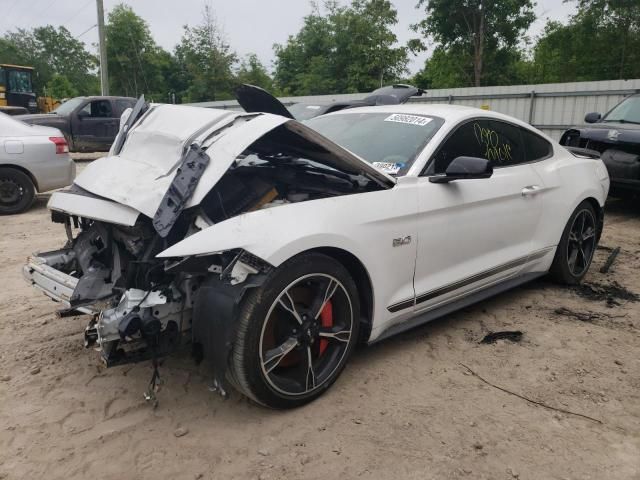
top-left (173, 427), bottom-right (189, 437)
top-left (459, 363), bottom-right (603, 424)
top-left (554, 307), bottom-right (627, 323)
top-left (573, 281), bottom-right (639, 306)
top-left (480, 331), bottom-right (523, 344)
top-left (554, 307), bottom-right (602, 322)
top-left (600, 247), bottom-right (621, 274)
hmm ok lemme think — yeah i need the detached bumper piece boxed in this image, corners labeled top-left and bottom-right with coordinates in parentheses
top-left (22, 250), bottom-right (95, 315)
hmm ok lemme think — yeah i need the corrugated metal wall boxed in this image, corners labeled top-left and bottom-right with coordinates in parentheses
top-left (189, 79), bottom-right (640, 140)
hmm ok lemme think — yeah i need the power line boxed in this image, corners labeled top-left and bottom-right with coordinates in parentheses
top-left (76, 24), bottom-right (97, 39)
top-left (2, 0), bottom-right (24, 28)
top-left (64, 0), bottom-right (94, 26)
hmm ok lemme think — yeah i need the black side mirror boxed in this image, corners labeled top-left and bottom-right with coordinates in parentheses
top-left (429, 156), bottom-right (493, 183)
top-left (584, 112), bottom-right (601, 123)
top-left (77, 109), bottom-right (89, 119)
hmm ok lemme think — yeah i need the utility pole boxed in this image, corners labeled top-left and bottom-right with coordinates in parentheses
top-left (96, 0), bottom-right (109, 95)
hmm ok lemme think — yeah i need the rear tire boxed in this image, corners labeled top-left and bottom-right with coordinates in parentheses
top-left (229, 252), bottom-right (360, 409)
top-left (549, 201), bottom-right (598, 285)
top-left (0, 167), bottom-right (35, 215)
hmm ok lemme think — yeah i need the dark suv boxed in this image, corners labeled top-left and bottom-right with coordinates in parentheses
top-left (560, 94), bottom-right (640, 197)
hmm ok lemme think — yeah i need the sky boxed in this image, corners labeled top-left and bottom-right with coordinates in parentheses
top-left (1, 0), bottom-right (578, 75)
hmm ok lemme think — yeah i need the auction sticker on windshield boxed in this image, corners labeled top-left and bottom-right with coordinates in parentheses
top-left (384, 114), bottom-right (432, 126)
top-left (372, 161), bottom-right (405, 175)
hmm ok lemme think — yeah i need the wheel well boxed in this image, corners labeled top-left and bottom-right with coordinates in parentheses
top-left (0, 164), bottom-right (39, 191)
top-left (308, 247), bottom-right (374, 343)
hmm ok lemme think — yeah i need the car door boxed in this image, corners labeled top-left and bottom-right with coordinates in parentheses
top-left (408, 118), bottom-right (546, 315)
top-left (74, 99), bottom-right (120, 150)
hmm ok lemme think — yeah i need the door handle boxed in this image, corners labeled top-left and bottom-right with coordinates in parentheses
top-left (521, 185), bottom-right (542, 196)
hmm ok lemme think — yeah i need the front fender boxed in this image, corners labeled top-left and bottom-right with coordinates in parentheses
top-left (157, 196), bottom-right (365, 267)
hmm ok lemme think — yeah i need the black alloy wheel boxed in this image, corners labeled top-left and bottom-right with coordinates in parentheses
top-left (228, 252), bottom-right (360, 409)
top-left (566, 208), bottom-right (596, 277)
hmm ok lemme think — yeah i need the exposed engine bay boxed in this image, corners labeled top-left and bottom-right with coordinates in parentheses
top-left (24, 114), bottom-right (385, 401)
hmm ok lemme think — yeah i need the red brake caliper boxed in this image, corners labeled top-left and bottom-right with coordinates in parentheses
top-left (318, 300), bottom-right (333, 355)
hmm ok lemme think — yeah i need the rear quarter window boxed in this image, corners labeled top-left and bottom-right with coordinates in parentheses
top-left (521, 128), bottom-right (553, 161)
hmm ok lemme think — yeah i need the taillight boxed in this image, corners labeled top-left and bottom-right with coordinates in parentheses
top-left (49, 136), bottom-right (69, 154)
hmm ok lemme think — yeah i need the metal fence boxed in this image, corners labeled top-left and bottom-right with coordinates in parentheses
top-left (190, 79), bottom-right (640, 140)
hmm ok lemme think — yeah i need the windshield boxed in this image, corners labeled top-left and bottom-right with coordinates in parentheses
top-left (7, 69), bottom-right (32, 93)
top-left (603, 96), bottom-right (640, 124)
top-left (52, 97), bottom-right (85, 116)
top-left (305, 111), bottom-right (444, 175)
top-left (288, 103), bottom-right (326, 121)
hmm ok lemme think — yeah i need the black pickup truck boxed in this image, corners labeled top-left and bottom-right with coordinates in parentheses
top-left (560, 94), bottom-right (640, 197)
top-left (16, 96), bottom-right (136, 152)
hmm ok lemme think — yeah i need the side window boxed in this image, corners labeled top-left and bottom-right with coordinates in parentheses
top-left (483, 120), bottom-right (525, 167)
top-left (80, 100), bottom-right (113, 118)
top-left (521, 128), bottom-right (553, 162)
top-left (431, 120), bottom-right (490, 174)
top-left (116, 99), bottom-right (135, 115)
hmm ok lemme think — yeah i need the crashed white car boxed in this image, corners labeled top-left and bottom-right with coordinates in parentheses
top-left (23, 98), bottom-right (609, 408)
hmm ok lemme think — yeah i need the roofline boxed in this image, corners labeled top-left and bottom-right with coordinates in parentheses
top-left (0, 64), bottom-right (34, 70)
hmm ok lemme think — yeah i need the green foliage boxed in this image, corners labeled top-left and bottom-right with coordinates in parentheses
top-left (273, 0), bottom-right (408, 95)
top-left (0, 26), bottom-right (98, 96)
top-left (236, 54), bottom-right (275, 92)
top-left (106, 4), bottom-right (175, 101)
top-left (415, 44), bottom-right (531, 89)
top-left (531, 0), bottom-right (640, 83)
top-left (412, 0), bottom-right (535, 87)
top-left (174, 5), bottom-right (237, 102)
top-left (46, 74), bottom-right (78, 99)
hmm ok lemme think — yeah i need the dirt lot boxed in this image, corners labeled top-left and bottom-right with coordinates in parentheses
top-left (1, 163), bottom-right (639, 480)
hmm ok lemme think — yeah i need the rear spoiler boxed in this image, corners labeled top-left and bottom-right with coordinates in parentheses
top-left (565, 146), bottom-right (601, 159)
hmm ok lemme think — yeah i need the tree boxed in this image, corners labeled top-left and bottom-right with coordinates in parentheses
top-left (273, 0), bottom-right (408, 95)
top-left (236, 54), bottom-right (275, 92)
top-left (412, 0), bottom-right (535, 87)
top-left (414, 43), bottom-right (530, 89)
top-left (106, 4), bottom-right (174, 100)
top-left (46, 74), bottom-right (78, 99)
top-left (174, 4), bottom-right (237, 102)
top-left (531, 0), bottom-right (640, 83)
top-left (0, 26), bottom-right (98, 96)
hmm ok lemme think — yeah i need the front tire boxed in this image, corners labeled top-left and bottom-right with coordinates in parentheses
top-left (229, 252), bottom-right (360, 409)
top-left (0, 167), bottom-right (36, 215)
top-left (549, 200), bottom-right (598, 285)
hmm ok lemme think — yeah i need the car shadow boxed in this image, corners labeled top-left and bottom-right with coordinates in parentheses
top-left (31, 193), bottom-right (51, 211)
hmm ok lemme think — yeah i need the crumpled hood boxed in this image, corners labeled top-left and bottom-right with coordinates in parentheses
top-left (74, 105), bottom-right (285, 218)
top-left (73, 104), bottom-right (394, 219)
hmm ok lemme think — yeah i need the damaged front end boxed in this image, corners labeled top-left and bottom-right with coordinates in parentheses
top-left (23, 208), bottom-right (274, 381)
top-left (23, 104), bottom-right (393, 400)
top-left (24, 211), bottom-right (200, 367)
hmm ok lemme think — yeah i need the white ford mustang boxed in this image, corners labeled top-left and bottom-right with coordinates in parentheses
top-left (23, 99), bottom-right (609, 408)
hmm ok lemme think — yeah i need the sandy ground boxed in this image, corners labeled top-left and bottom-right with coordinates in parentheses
top-left (1, 162), bottom-right (639, 480)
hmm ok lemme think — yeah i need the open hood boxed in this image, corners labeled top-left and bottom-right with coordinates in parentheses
top-left (235, 83), bottom-right (425, 120)
top-left (363, 84), bottom-right (425, 106)
top-left (72, 104), bottom-right (394, 220)
top-left (234, 84), bottom-right (294, 119)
